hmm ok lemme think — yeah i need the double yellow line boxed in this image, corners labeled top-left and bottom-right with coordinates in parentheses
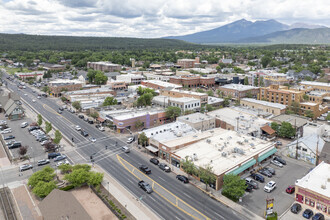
top-left (117, 155), bottom-right (210, 220)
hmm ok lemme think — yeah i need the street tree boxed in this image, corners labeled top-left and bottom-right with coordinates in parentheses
top-left (270, 122), bottom-right (279, 133)
top-left (221, 174), bottom-right (246, 202)
top-left (278, 122), bottom-right (296, 138)
top-left (64, 168), bottom-right (90, 187)
top-left (58, 164), bottom-right (73, 174)
top-left (199, 163), bottom-right (216, 191)
top-left (103, 97), bottom-right (117, 106)
top-left (223, 98), bottom-right (230, 107)
top-left (72, 101), bottom-right (81, 111)
top-left (305, 110), bottom-right (314, 118)
top-left (28, 166), bottom-right (55, 188)
top-left (181, 156), bottom-right (196, 179)
top-left (138, 132), bottom-right (148, 147)
top-left (165, 106), bottom-right (181, 121)
top-left (87, 172), bottom-right (104, 187)
top-left (32, 181), bottom-right (57, 198)
top-left (45, 121), bottom-right (52, 134)
top-left (72, 164), bottom-right (92, 172)
top-left (53, 130), bottom-right (62, 145)
top-left (18, 145), bottom-right (28, 158)
top-left (90, 112), bottom-right (99, 119)
top-left (37, 114), bottom-right (43, 126)
top-left (135, 120), bottom-right (144, 130)
top-left (61, 97), bottom-right (67, 103)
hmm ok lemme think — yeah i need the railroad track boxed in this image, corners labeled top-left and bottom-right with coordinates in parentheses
top-left (0, 187), bottom-right (16, 220)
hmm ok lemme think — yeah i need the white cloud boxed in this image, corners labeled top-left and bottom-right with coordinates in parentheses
top-left (0, 0), bottom-right (328, 37)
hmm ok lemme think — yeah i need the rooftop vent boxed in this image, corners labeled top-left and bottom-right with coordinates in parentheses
top-left (321, 185), bottom-right (326, 189)
top-left (206, 139), bottom-right (211, 143)
top-left (221, 152), bottom-right (227, 157)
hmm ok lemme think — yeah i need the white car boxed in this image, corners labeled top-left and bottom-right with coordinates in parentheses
top-left (264, 181), bottom-right (276, 193)
top-left (75, 125), bottom-right (81, 131)
top-left (56, 159), bottom-right (70, 167)
top-left (1, 129), bottom-right (12, 134)
top-left (37, 96), bottom-right (41, 99)
top-left (98, 126), bottom-right (105, 131)
top-left (21, 122), bottom-right (28, 128)
top-left (19, 164), bottom-right (33, 172)
top-left (24, 93), bottom-right (27, 96)
top-left (271, 159), bottom-right (283, 167)
top-left (90, 137), bottom-right (96, 143)
top-left (32, 99), bottom-right (36, 103)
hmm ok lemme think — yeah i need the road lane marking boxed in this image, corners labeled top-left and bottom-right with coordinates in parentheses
top-left (117, 155), bottom-right (210, 220)
top-left (214, 212), bottom-right (225, 220)
top-left (158, 177), bottom-right (166, 182)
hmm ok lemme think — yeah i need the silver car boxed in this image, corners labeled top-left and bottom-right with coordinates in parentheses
top-left (271, 159), bottom-right (283, 167)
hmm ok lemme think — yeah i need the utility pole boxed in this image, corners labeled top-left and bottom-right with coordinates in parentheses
top-left (295, 119), bottom-right (299, 160)
top-left (316, 135), bottom-right (319, 166)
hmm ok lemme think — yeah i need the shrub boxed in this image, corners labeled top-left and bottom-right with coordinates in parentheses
top-left (60, 185), bottom-right (74, 191)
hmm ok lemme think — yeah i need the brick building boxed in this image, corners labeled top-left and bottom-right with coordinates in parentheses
top-left (48, 79), bottom-right (85, 97)
top-left (160, 89), bottom-right (208, 104)
top-left (219, 84), bottom-right (259, 99)
top-left (177, 57), bottom-right (200, 68)
top-left (240, 98), bottom-right (286, 116)
top-left (259, 85), bottom-right (304, 106)
top-left (141, 80), bottom-right (182, 90)
top-left (87, 61), bottom-right (122, 72)
top-left (169, 75), bottom-right (215, 88)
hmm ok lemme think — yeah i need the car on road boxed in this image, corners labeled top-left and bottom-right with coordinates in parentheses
top-left (32, 99), bottom-right (36, 103)
top-left (19, 164), bottom-right (33, 172)
top-left (303, 209), bottom-right (314, 219)
top-left (98, 126), bottom-right (105, 131)
top-left (122, 146), bottom-right (130, 153)
top-left (81, 130), bottom-right (89, 137)
top-left (264, 181), bottom-right (276, 193)
top-left (139, 165), bottom-right (151, 174)
top-left (271, 159), bottom-right (283, 167)
top-left (127, 137), bottom-right (134, 144)
top-left (48, 152), bottom-right (61, 159)
top-left (250, 173), bottom-right (265, 183)
top-left (138, 180), bottom-right (153, 194)
top-left (158, 163), bottom-right (171, 172)
top-left (54, 155), bottom-right (67, 162)
top-left (176, 175), bottom-right (189, 183)
top-left (78, 115), bottom-right (84, 119)
top-left (8, 142), bottom-right (22, 149)
top-left (56, 159), bottom-right (70, 167)
top-left (273, 156), bottom-right (286, 165)
top-left (58, 110), bottom-right (63, 114)
top-left (24, 93), bottom-right (27, 96)
top-left (20, 122), bottom-right (28, 128)
top-left (150, 158), bottom-right (159, 165)
top-left (75, 125), bottom-right (81, 131)
top-left (4, 135), bottom-right (15, 140)
top-left (245, 177), bottom-right (258, 189)
top-left (291, 203), bottom-right (302, 214)
top-left (286, 185), bottom-right (295, 194)
top-left (37, 159), bottom-right (50, 166)
top-left (59, 107), bottom-right (64, 111)
top-left (258, 168), bottom-right (272, 177)
top-left (89, 137), bottom-right (96, 143)
top-left (245, 184), bottom-right (253, 192)
top-left (312, 213), bottom-right (324, 220)
top-left (37, 96), bottom-right (41, 99)
top-left (264, 167), bottom-right (275, 175)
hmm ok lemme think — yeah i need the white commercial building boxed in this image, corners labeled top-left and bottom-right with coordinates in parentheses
top-left (152, 96), bottom-right (201, 112)
top-left (116, 74), bottom-right (145, 85)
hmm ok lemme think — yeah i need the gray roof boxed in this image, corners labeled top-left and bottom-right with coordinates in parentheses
top-left (39, 189), bottom-right (92, 220)
top-left (320, 142), bottom-right (330, 164)
top-left (3, 99), bottom-right (14, 112)
top-left (271, 114), bottom-right (309, 128)
top-left (288, 134), bottom-right (325, 155)
top-left (6, 102), bottom-right (22, 115)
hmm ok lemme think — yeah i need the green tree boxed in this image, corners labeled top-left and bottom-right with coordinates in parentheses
top-left (305, 110), bottom-right (314, 118)
top-left (206, 90), bottom-right (214, 96)
top-left (278, 122), bottom-right (296, 138)
top-left (32, 181), bottom-right (57, 198)
top-left (94, 72), bottom-right (108, 85)
top-left (61, 97), bottom-right (67, 102)
top-left (58, 164), bottom-right (72, 174)
top-left (28, 166), bottom-right (55, 188)
top-left (37, 114), bottom-right (43, 126)
top-left (90, 112), bottom-right (99, 119)
top-left (199, 163), bottom-right (216, 191)
top-left (259, 76), bottom-right (264, 87)
top-left (254, 77), bottom-right (259, 87)
top-left (223, 98), bottom-right (230, 107)
top-left (53, 129), bottom-right (62, 145)
top-left (261, 56), bottom-right (271, 68)
top-left (137, 87), bottom-right (157, 96)
top-left (87, 172), bottom-right (104, 187)
top-left (135, 120), bottom-right (144, 130)
top-left (326, 113), bottom-right (330, 121)
top-left (181, 156), bottom-right (196, 179)
top-left (72, 101), bottom-right (81, 111)
top-left (290, 101), bottom-right (300, 114)
top-left (45, 121), bottom-right (52, 134)
top-left (165, 106), bottom-right (181, 121)
top-left (138, 132), bottom-right (148, 147)
top-left (246, 91), bottom-right (253, 98)
top-left (103, 97), bottom-right (117, 106)
top-left (87, 69), bottom-right (97, 83)
top-left (64, 168), bottom-right (90, 187)
top-left (137, 93), bottom-right (153, 106)
top-left (72, 164), bottom-right (91, 172)
top-left (244, 76), bottom-right (249, 85)
top-left (270, 122), bottom-right (279, 132)
top-left (206, 104), bottom-right (214, 112)
top-left (221, 174), bottom-right (246, 202)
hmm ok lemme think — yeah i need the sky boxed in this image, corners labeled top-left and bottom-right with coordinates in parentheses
top-left (0, 0), bottom-right (329, 38)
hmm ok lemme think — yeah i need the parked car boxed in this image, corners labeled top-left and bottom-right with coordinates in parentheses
top-left (19, 164), bottom-right (33, 172)
top-left (48, 152), bottom-right (61, 159)
top-left (88, 119), bottom-right (94, 124)
top-left (1, 128), bottom-right (12, 134)
top-left (81, 130), bottom-right (89, 137)
top-left (245, 177), bottom-right (258, 189)
top-left (176, 175), bottom-right (189, 183)
top-left (275, 141), bottom-right (282, 145)
top-left (271, 159), bottom-right (283, 167)
top-left (20, 122), bottom-right (28, 128)
top-left (312, 213), bottom-right (324, 220)
top-left (303, 209), bottom-right (314, 219)
top-left (28, 126), bottom-right (40, 132)
top-left (150, 158), bottom-right (159, 165)
top-left (59, 107), bottom-right (64, 111)
top-left (264, 181), bottom-right (276, 193)
top-left (78, 115), bottom-right (84, 119)
top-left (89, 137), bottom-right (96, 143)
top-left (75, 125), bottom-right (81, 131)
top-left (258, 168), bottom-right (272, 177)
top-left (245, 184), bottom-right (253, 192)
top-left (251, 173), bottom-right (265, 183)
top-left (5, 140), bottom-right (16, 146)
top-left (291, 203), bottom-right (302, 214)
top-left (122, 146), bottom-right (130, 153)
top-left (158, 163), bottom-right (171, 172)
top-left (139, 165), bottom-right (151, 174)
top-left (37, 159), bottom-right (50, 166)
top-left (138, 180), bottom-right (153, 194)
top-left (4, 135), bottom-right (15, 140)
top-left (8, 142), bottom-right (22, 149)
top-left (127, 137), bottom-right (134, 144)
top-left (58, 110), bottom-right (63, 114)
top-left (264, 167), bottom-right (275, 175)
top-left (98, 126), bottom-right (105, 131)
top-left (56, 159), bottom-right (70, 167)
top-left (273, 156), bottom-right (286, 165)
top-left (54, 155), bottom-right (67, 162)
top-left (286, 185), bottom-right (295, 194)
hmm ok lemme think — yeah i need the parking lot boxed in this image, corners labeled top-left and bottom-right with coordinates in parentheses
top-left (241, 155), bottom-right (313, 217)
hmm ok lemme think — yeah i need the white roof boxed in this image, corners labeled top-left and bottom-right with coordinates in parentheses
top-left (288, 134), bottom-right (325, 155)
top-left (295, 161), bottom-right (330, 198)
top-left (300, 81), bottom-right (330, 87)
top-left (88, 61), bottom-right (121, 67)
top-left (300, 102), bottom-right (318, 106)
top-left (221, 84), bottom-right (259, 91)
top-left (170, 89), bottom-right (207, 97)
top-left (143, 80), bottom-right (182, 89)
top-left (241, 98), bottom-right (287, 110)
top-left (178, 59), bottom-right (196, 62)
top-left (113, 109), bottom-right (164, 121)
top-left (49, 79), bottom-right (83, 85)
top-left (208, 96), bottom-right (224, 104)
top-left (174, 128), bottom-right (274, 176)
top-left (177, 112), bottom-right (215, 123)
top-left (65, 87), bottom-right (113, 95)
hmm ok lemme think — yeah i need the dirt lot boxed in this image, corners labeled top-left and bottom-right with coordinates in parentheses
top-left (71, 186), bottom-right (118, 220)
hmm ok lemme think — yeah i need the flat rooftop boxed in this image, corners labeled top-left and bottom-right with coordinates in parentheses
top-left (143, 80), bottom-right (182, 89)
top-left (221, 84), bottom-right (259, 91)
top-left (169, 89), bottom-right (207, 97)
top-left (241, 98), bottom-right (287, 110)
top-left (88, 61), bottom-right (121, 67)
top-left (113, 108), bottom-right (164, 121)
top-left (49, 79), bottom-right (83, 85)
top-left (141, 121), bottom-right (197, 142)
top-left (271, 114), bottom-right (309, 128)
top-left (295, 161), bottom-right (330, 198)
top-left (65, 87), bottom-right (113, 95)
top-left (300, 102), bottom-right (318, 106)
top-left (177, 113), bottom-right (215, 124)
top-left (300, 81), bottom-right (330, 87)
top-left (174, 128), bottom-right (274, 176)
top-left (208, 96), bottom-right (224, 104)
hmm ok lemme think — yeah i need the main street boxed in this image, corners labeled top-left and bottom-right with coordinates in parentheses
top-left (3, 74), bottom-right (244, 220)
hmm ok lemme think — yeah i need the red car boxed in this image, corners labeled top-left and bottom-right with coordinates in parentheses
top-left (286, 185), bottom-right (295, 194)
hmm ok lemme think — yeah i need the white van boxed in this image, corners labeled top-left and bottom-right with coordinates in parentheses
top-left (122, 146), bottom-right (130, 153)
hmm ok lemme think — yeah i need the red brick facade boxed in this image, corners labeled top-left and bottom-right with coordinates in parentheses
top-left (169, 75), bottom-right (215, 88)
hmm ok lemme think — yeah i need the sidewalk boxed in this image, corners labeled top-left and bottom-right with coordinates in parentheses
top-left (93, 165), bottom-right (161, 220)
top-left (136, 146), bottom-right (264, 220)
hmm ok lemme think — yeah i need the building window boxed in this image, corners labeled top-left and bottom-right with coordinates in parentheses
top-left (316, 202), bottom-right (327, 213)
top-left (305, 197), bottom-right (315, 207)
top-left (302, 148), bottom-right (307, 152)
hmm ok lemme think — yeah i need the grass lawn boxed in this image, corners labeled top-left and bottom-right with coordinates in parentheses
top-left (0, 66), bottom-right (33, 75)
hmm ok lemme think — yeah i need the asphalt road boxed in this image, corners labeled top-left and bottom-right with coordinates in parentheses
top-left (3, 75), bottom-right (244, 220)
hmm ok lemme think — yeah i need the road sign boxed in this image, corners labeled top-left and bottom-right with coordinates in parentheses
top-left (266, 198), bottom-right (274, 215)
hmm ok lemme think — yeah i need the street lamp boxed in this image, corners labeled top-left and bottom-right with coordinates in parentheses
top-left (30, 146), bottom-right (36, 172)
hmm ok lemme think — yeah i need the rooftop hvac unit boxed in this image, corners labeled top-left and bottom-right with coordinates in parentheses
top-left (321, 185), bottom-right (326, 189)
top-left (206, 139), bottom-right (211, 143)
top-left (244, 139), bottom-right (248, 143)
top-left (221, 152), bottom-right (227, 157)
top-left (193, 153), bottom-right (198, 161)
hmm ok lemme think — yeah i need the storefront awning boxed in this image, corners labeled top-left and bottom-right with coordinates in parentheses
top-left (146, 146), bottom-right (159, 153)
top-left (228, 159), bottom-right (256, 175)
top-left (258, 147), bottom-right (277, 162)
